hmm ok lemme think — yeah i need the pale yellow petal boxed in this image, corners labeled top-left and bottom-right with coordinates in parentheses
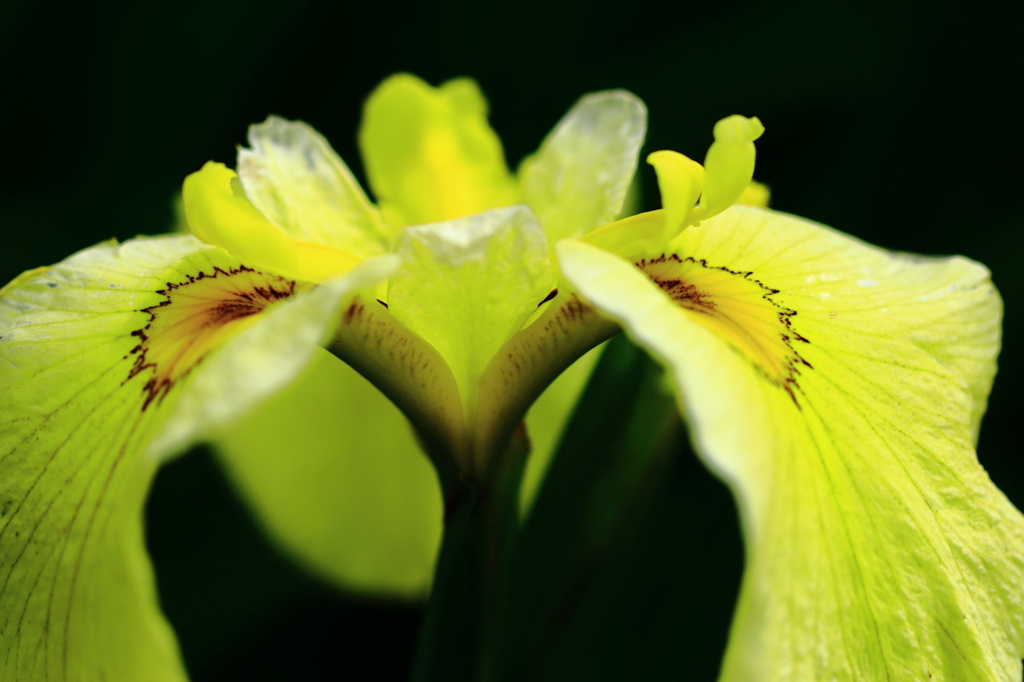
top-left (237, 116), bottom-right (391, 257)
top-left (558, 206), bottom-right (1022, 681)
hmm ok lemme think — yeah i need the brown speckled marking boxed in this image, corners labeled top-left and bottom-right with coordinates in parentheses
top-left (637, 254), bottom-right (812, 407)
top-left (124, 265), bottom-right (296, 411)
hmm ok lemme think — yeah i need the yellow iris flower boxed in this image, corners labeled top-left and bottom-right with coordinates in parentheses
top-left (2, 73), bottom-right (1022, 681)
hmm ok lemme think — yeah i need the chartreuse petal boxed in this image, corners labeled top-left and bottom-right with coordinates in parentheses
top-left (388, 206), bottom-right (555, 471)
top-left (183, 161), bottom-right (363, 283)
top-left (0, 235), bottom-right (393, 681)
top-left (236, 116), bottom-right (391, 257)
top-left (518, 91), bottom-right (647, 244)
top-left (213, 348), bottom-right (442, 597)
top-left (688, 115), bottom-right (764, 223)
top-left (558, 205), bottom-right (1023, 681)
top-left (358, 74), bottom-right (518, 228)
top-left (476, 289), bottom-right (618, 481)
top-left (647, 149), bottom-right (705, 234)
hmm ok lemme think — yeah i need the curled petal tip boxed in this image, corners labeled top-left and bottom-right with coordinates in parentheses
top-left (713, 115), bottom-right (764, 143)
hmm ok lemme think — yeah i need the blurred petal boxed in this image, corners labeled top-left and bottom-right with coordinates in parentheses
top-left (237, 117), bottom-right (391, 258)
top-left (737, 180), bottom-right (770, 208)
top-left (558, 206), bottom-right (1023, 681)
top-left (519, 91), bottom-right (646, 243)
top-left (0, 236), bottom-right (391, 681)
top-left (214, 349), bottom-right (442, 598)
top-left (359, 74), bottom-right (518, 228)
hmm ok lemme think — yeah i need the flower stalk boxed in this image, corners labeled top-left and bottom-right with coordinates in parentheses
top-left (412, 426), bottom-right (529, 682)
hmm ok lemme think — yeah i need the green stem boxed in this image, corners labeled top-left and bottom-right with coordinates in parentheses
top-left (412, 430), bottom-right (527, 682)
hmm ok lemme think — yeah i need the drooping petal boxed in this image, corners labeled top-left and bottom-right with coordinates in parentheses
top-left (183, 161), bottom-right (363, 282)
top-left (0, 236), bottom-right (393, 681)
top-left (518, 91), bottom-right (647, 244)
top-left (358, 73), bottom-right (518, 228)
top-left (213, 349), bottom-right (442, 598)
top-left (558, 206), bottom-right (1023, 681)
top-left (388, 206), bottom-right (555, 471)
top-left (237, 116), bottom-right (392, 258)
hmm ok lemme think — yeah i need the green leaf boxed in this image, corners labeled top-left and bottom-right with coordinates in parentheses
top-left (496, 336), bottom-right (690, 680)
top-left (518, 343), bottom-right (603, 514)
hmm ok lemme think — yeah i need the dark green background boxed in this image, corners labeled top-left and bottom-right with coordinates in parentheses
top-left (1, 0), bottom-right (1020, 679)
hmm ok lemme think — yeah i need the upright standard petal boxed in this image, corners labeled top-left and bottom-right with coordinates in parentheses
top-left (558, 206), bottom-right (1023, 681)
top-left (358, 74), bottom-right (518, 228)
top-left (0, 236), bottom-right (392, 681)
top-left (237, 117), bottom-right (392, 258)
top-left (518, 91), bottom-right (647, 244)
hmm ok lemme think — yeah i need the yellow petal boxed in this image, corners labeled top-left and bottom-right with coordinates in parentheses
top-left (519, 90), bottom-right (647, 244)
top-left (647, 149), bottom-right (705, 234)
top-left (689, 115), bottom-right (764, 223)
top-left (183, 161), bottom-right (362, 283)
top-left (580, 116), bottom-right (764, 262)
top-left (388, 206), bottom-right (555, 471)
top-left (358, 74), bottom-right (518, 228)
top-left (559, 206), bottom-right (1023, 680)
top-left (737, 180), bottom-right (770, 207)
top-left (237, 116), bottom-right (391, 257)
top-left (0, 235), bottom-right (391, 681)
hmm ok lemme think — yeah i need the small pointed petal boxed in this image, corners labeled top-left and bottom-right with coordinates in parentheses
top-left (519, 91), bottom-right (647, 243)
top-left (183, 161), bottom-right (363, 282)
top-left (358, 74), bottom-right (518, 228)
top-left (578, 209), bottom-right (670, 263)
top-left (237, 116), bottom-right (391, 257)
top-left (558, 206), bottom-right (1023, 681)
top-left (647, 149), bottom-right (705, 233)
top-left (737, 180), bottom-right (770, 208)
